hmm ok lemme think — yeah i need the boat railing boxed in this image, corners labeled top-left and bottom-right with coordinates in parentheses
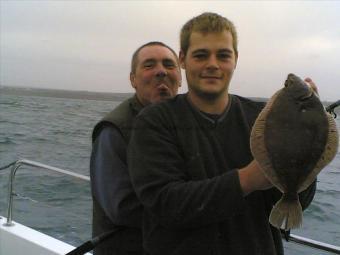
top-left (1, 158), bottom-right (340, 254)
top-left (2, 158), bottom-right (89, 227)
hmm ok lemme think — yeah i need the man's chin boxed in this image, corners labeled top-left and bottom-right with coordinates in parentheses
top-left (193, 88), bottom-right (224, 101)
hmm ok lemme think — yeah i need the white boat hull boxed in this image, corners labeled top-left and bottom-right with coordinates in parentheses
top-left (0, 216), bottom-right (91, 255)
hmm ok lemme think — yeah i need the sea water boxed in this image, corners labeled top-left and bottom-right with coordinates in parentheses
top-left (0, 93), bottom-right (339, 254)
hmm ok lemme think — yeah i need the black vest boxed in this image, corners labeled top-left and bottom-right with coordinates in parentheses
top-left (92, 95), bottom-right (143, 143)
top-left (91, 95), bottom-right (144, 255)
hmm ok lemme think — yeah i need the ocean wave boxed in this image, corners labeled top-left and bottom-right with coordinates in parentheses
top-left (328, 170), bottom-right (340, 175)
top-left (310, 199), bottom-right (335, 210)
top-left (0, 101), bottom-right (21, 107)
top-left (0, 137), bottom-right (16, 145)
top-left (306, 201), bottom-right (335, 222)
top-left (315, 189), bottom-right (340, 199)
top-left (0, 119), bottom-right (24, 125)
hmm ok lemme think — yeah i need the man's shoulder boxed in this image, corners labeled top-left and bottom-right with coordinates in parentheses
top-left (107, 96), bottom-right (136, 117)
top-left (230, 95), bottom-right (266, 127)
top-left (92, 96), bottom-right (137, 142)
top-left (139, 94), bottom-right (186, 116)
top-left (231, 94), bottom-right (266, 110)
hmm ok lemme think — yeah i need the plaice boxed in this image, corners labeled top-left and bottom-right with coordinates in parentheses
top-left (250, 73), bottom-right (339, 230)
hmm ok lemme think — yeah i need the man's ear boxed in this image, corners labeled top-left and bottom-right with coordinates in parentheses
top-left (130, 72), bottom-right (136, 88)
top-left (179, 50), bottom-right (186, 69)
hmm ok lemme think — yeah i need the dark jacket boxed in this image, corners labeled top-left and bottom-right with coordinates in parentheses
top-left (128, 94), bottom-right (316, 255)
top-left (91, 95), bottom-right (144, 255)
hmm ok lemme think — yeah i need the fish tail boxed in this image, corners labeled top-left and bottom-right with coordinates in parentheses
top-left (269, 193), bottom-right (302, 230)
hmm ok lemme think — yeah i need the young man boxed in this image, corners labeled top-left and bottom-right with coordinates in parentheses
top-left (128, 13), bottom-right (316, 255)
top-left (90, 41), bottom-right (181, 255)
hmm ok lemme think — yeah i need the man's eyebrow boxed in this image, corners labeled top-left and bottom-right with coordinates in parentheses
top-left (218, 48), bottom-right (233, 53)
top-left (141, 58), bottom-right (156, 64)
top-left (163, 58), bottom-right (176, 62)
top-left (142, 58), bottom-right (176, 64)
top-left (191, 48), bottom-right (234, 54)
top-left (191, 49), bottom-right (208, 54)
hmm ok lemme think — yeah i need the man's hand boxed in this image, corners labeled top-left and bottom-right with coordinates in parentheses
top-left (238, 160), bottom-right (273, 196)
top-left (304, 77), bottom-right (318, 95)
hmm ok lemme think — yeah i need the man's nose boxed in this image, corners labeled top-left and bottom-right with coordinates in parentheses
top-left (155, 65), bottom-right (167, 78)
top-left (206, 56), bottom-right (219, 70)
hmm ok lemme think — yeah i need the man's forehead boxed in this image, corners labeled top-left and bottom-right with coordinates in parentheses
top-left (138, 45), bottom-right (177, 61)
top-left (188, 30), bottom-right (234, 51)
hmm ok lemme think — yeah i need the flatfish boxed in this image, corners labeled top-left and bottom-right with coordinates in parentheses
top-left (250, 73), bottom-right (338, 230)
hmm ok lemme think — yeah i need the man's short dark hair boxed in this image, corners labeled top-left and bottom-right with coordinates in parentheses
top-left (130, 41), bottom-right (179, 74)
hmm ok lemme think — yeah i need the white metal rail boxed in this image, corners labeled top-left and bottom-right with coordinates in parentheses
top-left (1, 159), bottom-right (340, 254)
top-left (3, 159), bottom-right (89, 226)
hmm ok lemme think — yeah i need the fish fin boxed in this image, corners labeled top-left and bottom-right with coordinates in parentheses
top-left (298, 112), bottom-right (339, 192)
top-left (250, 89), bottom-right (284, 192)
top-left (269, 193), bottom-right (302, 230)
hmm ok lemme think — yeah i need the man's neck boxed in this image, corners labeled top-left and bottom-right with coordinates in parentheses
top-left (187, 91), bottom-right (229, 115)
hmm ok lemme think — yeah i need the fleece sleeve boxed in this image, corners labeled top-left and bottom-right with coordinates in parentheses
top-left (128, 111), bottom-right (247, 230)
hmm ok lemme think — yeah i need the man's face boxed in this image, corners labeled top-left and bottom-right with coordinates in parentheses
top-left (130, 45), bottom-right (181, 106)
top-left (180, 31), bottom-right (237, 100)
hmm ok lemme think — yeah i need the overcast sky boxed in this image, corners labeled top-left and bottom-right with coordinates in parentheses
top-left (1, 1), bottom-right (339, 101)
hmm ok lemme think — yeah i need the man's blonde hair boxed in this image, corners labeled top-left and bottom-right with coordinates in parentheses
top-left (180, 12), bottom-right (238, 57)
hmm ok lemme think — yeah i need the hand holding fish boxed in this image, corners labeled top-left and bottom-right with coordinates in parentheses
top-left (238, 160), bottom-right (273, 196)
top-left (250, 73), bottom-right (339, 230)
top-left (304, 77), bottom-right (318, 95)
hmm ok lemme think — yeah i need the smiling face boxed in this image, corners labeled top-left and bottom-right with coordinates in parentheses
top-left (180, 31), bottom-right (237, 101)
top-left (130, 45), bottom-right (181, 106)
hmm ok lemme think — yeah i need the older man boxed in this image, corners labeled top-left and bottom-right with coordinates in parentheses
top-left (90, 41), bottom-right (181, 255)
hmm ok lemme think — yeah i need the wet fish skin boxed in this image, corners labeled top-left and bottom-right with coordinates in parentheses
top-left (250, 73), bottom-right (339, 230)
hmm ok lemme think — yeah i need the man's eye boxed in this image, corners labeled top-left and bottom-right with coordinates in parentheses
top-left (218, 54), bottom-right (231, 59)
top-left (164, 61), bottom-right (176, 68)
top-left (144, 63), bottom-right (154, 68)
top-left (193, 54), bottom-right (206, 59)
